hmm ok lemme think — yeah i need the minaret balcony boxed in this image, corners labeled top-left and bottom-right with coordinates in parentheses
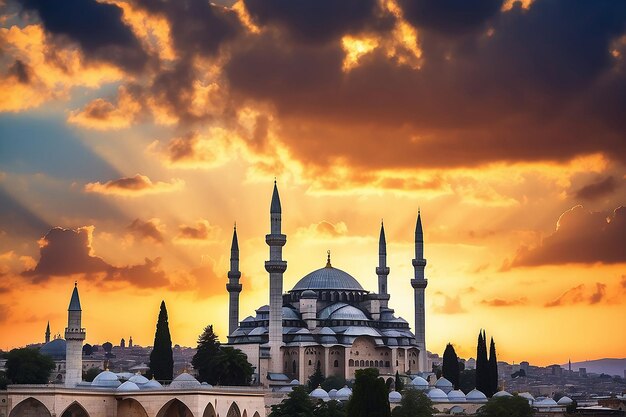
top-left (226, 283), bottom-right (242, 293)
top-left (410, 279), bottom-right (428, 289)
top-left (265, 260), bottom-right (287, 273)
top-left (64, 328), bottom-right (86, 339)
top-left (228, 271), bottom-right (242, 279)
top-left (412, 258), bottom-right (427, 267)
top-left (265, 234), bottom-right (286, 246)
top-left (376, 266), bottom-right (390, 275)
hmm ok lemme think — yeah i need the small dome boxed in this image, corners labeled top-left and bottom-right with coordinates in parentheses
top-left (435, 377), bottom-right (453, 387)
top-left (248, 327), bottom-right (268, 336)
top-left (141, 378), bottom-right (163, 389)
top-left (40, 339), bottom-right (66, 360)
top-left (389, 390), bottom-right (402, 403)
top-left (129, 374), bottom-right (149, 385)
top-left (466, 389), bottom-right (487, 402)
top-left (410, 376), bottom-right (429, 389)
top-left (278, 386), bottom-right (293, 393)
top-left (290, 379), bottom-right (300, 386)
top-left (328, 389), bottom-right (338, 399)
top-left (283, 307), bottom-right (300, 319)
top-left (428, 388), bottom-right (449, 402)
top-left (92, 370), bottom-right (121, 387)
top-left (301, 290), bottom-right (317, 299)
top-left (320, 303), bottom-right (368, 321)
top-left (169, 372), bottom-right (201, 389)
top-left (493, 390), bottom-right (513, 398)
top-left (536, 398), bottom-right (558, 406)
top-left (519, 392), bottom-right (535, 401)
top-left (117, 381), bottom-right (140, 392)
top-left (448, 390), bottom-right (466, 402)
top-left (310, 386), bottom-right (330, 401)
top-left (557, 396), bottom-right (573, 405)
top-left (336, 386), bottom-right (353, 401)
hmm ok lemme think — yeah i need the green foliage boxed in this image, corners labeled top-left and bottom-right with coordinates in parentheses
top-left (315, 399), bottom-right (346, 417)
top-left (308, 361), bottom-right (325, 391)
top-left (0, 370), bottom-right (8, 390)
top-left (210, 347), bottom-right (254, 386)
top-left (82, 344), bottom-right (93, 356)
top-left (459, 369), bottom-right (476, 394)
top-left (442, 343), bottom-right (460, 389)
top-left (269, 385), bottom-right (315, 417)
top-left (476, 395), bottom-right (533, 417)
top-left (102, 342), bottom-right (113, 354)
top-left (566, 399), bottom-right (577, 414)
top-left (83, 367), bottom-right (102, 382)
top-left (391, 388), bottom-right (435, 417)
top-left (488, 337), bottom-right (498, 397)
top-left (476, 330), bottom-right (489, 395)
top-left (346, 368), bottom-right (391, 417)
top-left (192, 325), bottom-right (221, 384)
top-left (321, 375), bottom-right (346, 391)
top-left (5, 348), bottom-right (55, 384)
top-left (395, 371), bottom-right (404, 392)
top-left (149, 300), bottom-right (173, 381)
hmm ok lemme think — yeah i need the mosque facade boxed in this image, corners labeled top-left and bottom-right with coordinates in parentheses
top-left (225, 182), bottom-right (429, 386)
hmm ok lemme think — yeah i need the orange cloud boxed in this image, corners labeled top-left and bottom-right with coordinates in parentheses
top-left (68, 85), bottom-right (142, 130)
top-left (544, 283), bottom-right (611, 308)
top-left (127, 218), bottom-right (165, 243)
top-left (175, 219), bottom-right (219, 243)
top-left (148, 130), bottom-right (235, 169)
top-left (84, 174), bottom-right (184, 196)
top-left (481, 297), bottom-right (528, 307)
top-left (433, 295), bottom-right (467, 315)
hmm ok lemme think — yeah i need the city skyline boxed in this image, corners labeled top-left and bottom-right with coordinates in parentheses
top-left (1, 0), bottom-right (625, 367)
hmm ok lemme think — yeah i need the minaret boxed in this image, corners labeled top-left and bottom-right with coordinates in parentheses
top-left (376, 221), bottom-right (390, 297)
top-left (65, 282), bottom-right (86, 387)
top-left (410, 210), bottom-right (428, 372)
top-left (45, 321), bottom-right (51, 344)
top-left (227, 224), bottom-right (242, 337)
top-left (264, 180), bottom-right (287, 373)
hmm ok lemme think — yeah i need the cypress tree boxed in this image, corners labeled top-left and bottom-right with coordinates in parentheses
top-left (488, 337), bottom-right (498, 396)
top-left (442, 343), bottom-right (460, 389)
top-left (308, 361), bottom-right (325, 391)
top-left (475, 330), bottom-right (489, 395)
top-left (395, 370), bottom-right (404, 392)
top-left (149, 300), bottom-right (173, 381)
top-left (346, 368), bottom-right (391, 417)
top-left (192, 325), bottom-right (221, 384)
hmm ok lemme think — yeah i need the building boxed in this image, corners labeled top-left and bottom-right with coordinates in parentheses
top-left (226, 182), bottom-right (429, 386)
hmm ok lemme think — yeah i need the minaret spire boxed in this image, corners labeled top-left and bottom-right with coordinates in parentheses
top-left (411, 210), bottom-right (428, 372)
top-left (65, 282), bottom-right (85, 387)
top-left (376, 221), bottom-right (390, 298)
top-left (227, 224), bottom-right (242, 338)
top-left (45, 321), bottom-right (51, 344)
top-left (265, 180), bottom-right (287, 375)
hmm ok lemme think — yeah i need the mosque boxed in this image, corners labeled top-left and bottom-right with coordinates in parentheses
top-left (225, 182), bottom-right (429, 386)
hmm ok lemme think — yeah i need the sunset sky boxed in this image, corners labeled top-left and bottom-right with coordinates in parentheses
top-left (0, 0), bottom-right (625, 367)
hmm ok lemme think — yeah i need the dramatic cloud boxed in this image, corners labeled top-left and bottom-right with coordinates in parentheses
top-left (176, 219), bottom-right (219, 242)
top-left (149, 131), bottom-right (233, 169)
top-left (545, 283), bottom-right (610, 307)
top-left (295, 221), bottom-right (349, 239)
top-left (67, 85), bottom-right (142, 130)
top-left (22, 226), bottom-right (168, 288)
top-left (509, 205), bottom-right (626, 267)
top-left (588, 282), bottom-right (607, 305)
top-left (481, 297), bottom-right (527, 307)
top-left (84, 174), bottom-right (184, 196)
top-left (574, 176), bottom-right (619, 201)
top-left (127, 218), bottom-right (165, 243)
top-left (433, 295), bottom-right (467, 314)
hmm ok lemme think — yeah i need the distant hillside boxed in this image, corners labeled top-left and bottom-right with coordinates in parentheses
top-left (561, 358), bottom-right (626, 377)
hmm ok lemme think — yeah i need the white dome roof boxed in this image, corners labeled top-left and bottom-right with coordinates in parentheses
top-left (117, 381), bottom-right (140, 392)
top-left (493, 390), bottom-right (513, 398)
top-left (435, 377), bottom-right (453, 387)
top-left (536, 398), bottom-right (558, 406)
top-left (448, 390), bottom-right (466, 402)
top-left (92, 370), bottom-right (121, 387)
top-left (410, 376), bottom-right (429, 388)
top-left (328, 389), bottom-right (338, 399)
top-left (141, 378), bottom-right (164, 389)
top-left (557, 396), bottom-right (573, 405)
top-left (278, 386), bottom-right (293, 392)
top-left (128, 374), bottom-right (149, 385)
top-left (290, 379), bottom-right (301, 385)
top-left (116, 372), bottom-right (134, 380)
top-left (169, 372), bottom-right (201, 389)
top-left (519, 392), bottom-right (535, 401)
top-left (466, 389), bottom-right (487, 402)
top-left (310, 386), bottom-right (330, 401)
top-left (389, 390), bottom-right (402, 403)
top-left (428, 388), bottom-right (450, 402)
top-left (336, 386), bottom-right (353, 401)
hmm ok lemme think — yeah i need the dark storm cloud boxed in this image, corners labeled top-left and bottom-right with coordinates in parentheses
top-left (510, 205), bottom-right (626, 267)
top-left (18, 0), bottom-right (149, 72)
top-left (243, 0), bottom-right (390, 44)
top-left (8, 60), bottom-right (30, 84)
top-left (574, 176), bottom-right (619, 201)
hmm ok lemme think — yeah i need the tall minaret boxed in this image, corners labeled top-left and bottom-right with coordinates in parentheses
top-left (376, 221), bottom-right (390, 299)
top-left (264, 181), bottom-right (287, 373)
top-left (410, 210), bottom-right (428, 372)
top-left (45, 321), bottom-right (51, 344)
top-left (227, 224), bottom-right (242, 338)
top-left (65, 282), bottom-right (85, 387)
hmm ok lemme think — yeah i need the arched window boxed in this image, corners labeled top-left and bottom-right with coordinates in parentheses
top-left (308, 360), bottom-right (312, 365)
top-left (334, 360), bottom-right (339, 368)
top-left (293, 360), bottom-right (296, 374)
top-left (349, 359), bottom-right (354, 366)
top-left (360, 360), bottom-right (364, 367)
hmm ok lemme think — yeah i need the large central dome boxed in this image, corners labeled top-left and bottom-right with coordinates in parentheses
top-left (291, 265), bottom-right (364, 291)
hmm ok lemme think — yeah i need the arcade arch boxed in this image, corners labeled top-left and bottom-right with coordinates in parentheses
top-left (202, 403), bottom-right (217, 417)
top-left (156, 399), bottom-right (194, 417)
top-left (9, 398), bottom-right (51, 417)
top-left (117, 398), bottom-right (149, 417)
top-left (226, 403), bottom-right (241, 417)
top-left (60, 402), bottom-right (90, 417)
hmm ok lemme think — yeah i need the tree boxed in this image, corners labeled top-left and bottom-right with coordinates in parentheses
top-left (102, 341), bottom-right (113, 354)
top-left (566, 399), bottom-right (578, 414)
top-left (442, 343), bottom-right (460, 389)
top-left (0, 370), bottom-right (8, 390)
top-left (210, 347), bottom-right (253, 386)
top-left (487, 337), bottom-right (498, 397)
top-left (476, 395), bottom-right (533, 417)
top-left (82, 344), bottom-right (93, 356)
top-left (308, 361), bottom-right (325, 391)
top-left (346, 368), bottom-right (391, 417)
top-left (321, 375), bottom-right (346, 391)
top-left (149, 300), bottom-right (173, 381)
top-left (5, 348), bottom-right (54, 384)
top-left (391, 388), bottom-right (435, 417)
top-left (269, 385), bottom-right (315, 417)
top-left (476, 330), bottom-right (489, 395)
top-left (315, 400), bottom-right (346, 417)
top-left (192, 325), bottom-right (221, 384)
top-left (83, 367), bottom-right (101, 382)
top-left (459, 369), bottom-right (476, 394)
top-left (395, 371), bottom-right (404, 392)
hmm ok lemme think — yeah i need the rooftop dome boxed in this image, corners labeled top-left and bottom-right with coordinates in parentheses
top-left (129, 374), bottom-right (149, 385)
top-left (92, 370), bottom-right (121, 388)
top-left (117, 381), bottom-right (140, 392)
top-left (292, 266), bottom-right (364, 292)
top-left (310, 386), bottom-right (330, 402)
top-left (410, 376), bottom-right (429, 389)
top-left (536, 398), bottom-right (558, 407)
top-left (169, 372), bottom-right (201, 389)
top-left (448, 390), bottom-right (467, 402)
top-left (519, 392), bottom-right (535, 401)
top-left (435, 377), bottom-right (453, 388)
top-left (493, 390), bottom-right (513, 398)
top-left (557, 396), bottom-right (573, 405)
top-left (283, 307), bottom-right (300, 320)
top-left (428, 388), bottom-right (449, 402)
top-left (466, 389), bottom-right (487, 402)
top-left (290, 379), bottom-right (300, 385)
top-left (336, 386), bottom-right (353, 401)
top-left (389, 390), bottom-right (402, 403)
top-left (301, 290), bottom-right (317, 299)
top-left (142, 378), bottom-right (163, 389)
top-left (319, 303), bottom-right (368, 321)
top-left (40, 338), bottom-right (66, 360)
top-left (278, 386), bottom-right (293, 393)
top-left (328, 389), bottom-right (338, 399)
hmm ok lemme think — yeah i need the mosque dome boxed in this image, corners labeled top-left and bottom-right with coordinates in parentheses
top-left (128, 374), bottom-right (149, 385)
top-left (435, 377), bottom-right (453, 390)
top-left (92, 370), bottom-right (121, 388)
top-left (310, 386), bottom-right (330, 401)
top-left (40, 338), bottom-right (66, 360)
top-left (410, 376), bottom-right (429, 389)
top-left (301, 290), bottom-right (317, 299)
top-left (536, 398), bottom-right (558, 407)
top-left (557, 396), bottom-right (573, 405)
top-left (169, 372), bottom-right (201, 389)
top-left (466, 389), bottom-right (487, 402)
top-left (493, 390), bottom-right (513, 398)
top-left (319, 303), bottom-right (368, 321)
top-left (292, 266), bottom-right (364, 292)
top-left (117, 381), bottom-right (140, 392)
top-left (290, 379), bottom-right (301, 385)
top-left (389, 390), bottom-right (402, 403)
top-left (519, 392), bottom-right (535, 402)
top-left (278, 386), bottom-right (293, 393)
top-left (428, 388), bottom-right (449, 402)
top-left (328, 389), bottom-right (338, 399)
top-left (336, 386), bottom-right (353, 401)
top-left (448, 390), bottom-right (467, 402)
top-left (142, 378), bottom-right (163, 389)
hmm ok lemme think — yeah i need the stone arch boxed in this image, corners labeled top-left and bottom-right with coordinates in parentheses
top-left (203, 403), bottom-right (217, 417)
top-left (242, 411), bottom-right (248, 417)
top-left (226, 403), bottom-right (241, 417)
top-left (117, 398), bottom-right (149, 417)
top-left (9, 397), bottom-right (52, 417)
top-left (253, 413), bottom-right (261, 417)
top-left (60, 402), bottom-right (90, 417)
top-left (156, 399), bottom-right (194, 417)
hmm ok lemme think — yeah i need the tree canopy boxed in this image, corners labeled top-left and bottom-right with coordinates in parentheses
top-left (5, 348), bottom-right (54, 384)
top-left (269, 385), bottom-right (315, 417)
top-left (308, 361), bottom-right (325, 391)
top-left (346, 368), bottom-right (391, 417)
top-left (391, 388), bottom-right (435, 417)
top-left (315, 399), bottom-right (346, 417)
top-left (476, 395), bottom-right (533, 417)
top-left (209, 347), bottom-right (253, 386)
top-left (442, 343), bottom-right (460, 389)
top-left (149, 300), bottom-right (173, 381)
top-left (488, 337), bottom-right (498, 397)
top-left (192, 325), bottom-right (221, 384)
top-left (83, 367), bottom-right (101, 382)
top-left (476, 330), bottom-right (489, 395)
